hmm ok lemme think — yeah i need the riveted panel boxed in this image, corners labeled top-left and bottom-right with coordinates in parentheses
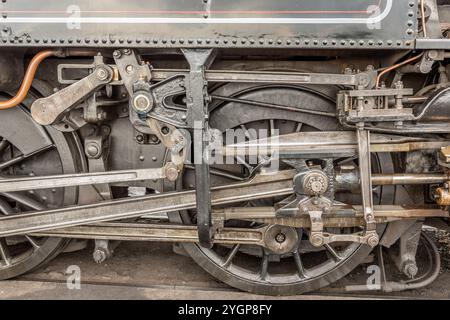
top-left (0, 0), bottom-right (417, 49)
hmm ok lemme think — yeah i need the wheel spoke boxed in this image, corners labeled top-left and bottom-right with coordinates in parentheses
top-left (372, 185), bottom-right (382, 199)
top-left (0, 239), bottom-right (11, 266)
top-left (25, 235), bottom-right (40, 250)
top-left (185, 165), bottom-right (245, 181)
top-left (235, 155), bottom-right (253, 171)
top-left (222, 244), bottom-right (241, 267)
top-left (0, 198), bottom-right (14, 215)
top-left (293, 251), bottom-right (307, 278)
top-left (324, 244), bottom-right (343, 262)
top-left (260, 251), bottom-right (269, 281)
top-left (0, 139), bottom-right (9, 155)
top-left (269, 120), bottom-right (276, 137)
top-left (0, 192), bottom-right (46, 211)
top-left (240, 124), bottom-right (257, 141)
top-left (0, 145), bottom-right (53, 171)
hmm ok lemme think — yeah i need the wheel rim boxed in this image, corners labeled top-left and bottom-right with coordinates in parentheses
top-left (176, 84), bottom-right (394, 295)
top-left (0, 90), bottom-right (83, 279)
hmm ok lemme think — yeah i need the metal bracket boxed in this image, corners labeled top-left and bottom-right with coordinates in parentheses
top-left (389, 221), bottom-right (423, 278)
top-left (85, 126), bottom-right (113, 200)
top-left (357, 128), bottom-right (379, 247)
top-left (146, 118), bottom-right (190, 181)
top-left (112, 49), bottom-right (152, 94)
top-left (182, 48), bottom-right (217, 248)
top-left (31, 58), bottom-right (113, 126)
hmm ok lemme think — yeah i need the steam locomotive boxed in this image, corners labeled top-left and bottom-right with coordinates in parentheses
top-left (0, 0), bottom-right (449, 295)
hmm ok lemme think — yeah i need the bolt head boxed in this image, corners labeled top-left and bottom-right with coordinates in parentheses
top-left (96, 68), bottom-right (109, 81)
top-left (113, 50), bottom-right (121, 58)
top-left (93, 248), bottom-right (107, 264)
top-left (165, 164), bottom-right (179, 182)
top-left (310, 234), bottom-right (324, 247)
top-left (125, 65), bottom-right (134, 74)
top-left (86, 144), bottom-right (99, 157)
top-left (367, 234), bottom-right (379, 247)
top-left (136, 135), bottom-right (144, 143)
top-left (404, 263), bottom-right (418, 278)
top-left (132, 93), bottom-right (153, 113)
top-left (275, 233), bottom-right (286, 243)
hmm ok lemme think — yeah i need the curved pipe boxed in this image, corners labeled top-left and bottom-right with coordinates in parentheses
top-left (0, 50), bottom-right (58, 110)
top-left (376, 53), bottom-right (423, 88)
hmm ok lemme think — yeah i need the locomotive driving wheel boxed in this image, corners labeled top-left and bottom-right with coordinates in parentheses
top-left (0, 86), bottom-right (83, 279)
top-left (175, 82), bottom-right (394, 295)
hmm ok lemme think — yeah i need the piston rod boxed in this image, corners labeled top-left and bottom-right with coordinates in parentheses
top-left (0, 170), bottom-right (447, 194)
top-left (372, 173), bottom-right (450, 185)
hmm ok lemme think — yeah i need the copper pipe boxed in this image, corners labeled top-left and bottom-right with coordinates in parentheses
top-left (0, 50), bottom-right (58, 110)
top-left (375, 53), bottom-right (423, 88)
top-left (421, 0), bottom-right (427, 38)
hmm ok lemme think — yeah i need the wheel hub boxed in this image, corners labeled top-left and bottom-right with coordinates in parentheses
top-left (264, 225), bottom-right (298, 255)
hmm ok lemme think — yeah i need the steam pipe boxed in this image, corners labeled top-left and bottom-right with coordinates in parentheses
top-left (0, 48), bottom-right (103, 110)
top-left (0, 50), bottom-right (59, 110)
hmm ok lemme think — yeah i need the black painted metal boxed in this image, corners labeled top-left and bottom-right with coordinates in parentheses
top-left (182, 49), bottom-right (216, 248)
top-left (0, 0), bottom-right (417, 49)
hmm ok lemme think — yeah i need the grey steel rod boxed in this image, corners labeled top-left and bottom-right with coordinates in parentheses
top-left (372, 173), bottom-right (450, 185)
top-left (0, 167), bottom-right (166, 193)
